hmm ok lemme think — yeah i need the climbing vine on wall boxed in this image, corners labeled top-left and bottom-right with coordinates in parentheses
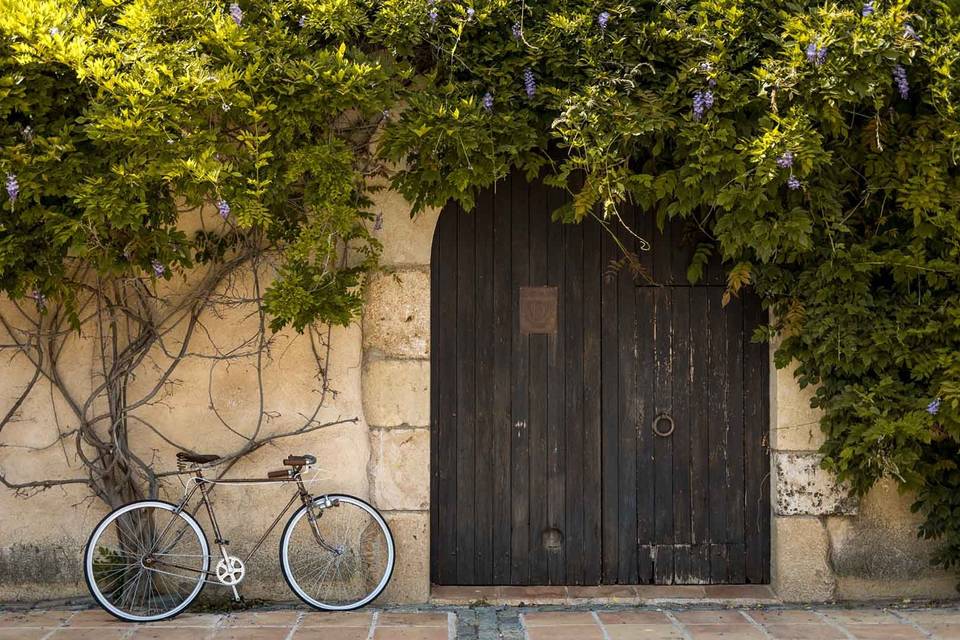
top-left (2, 0), bottom-right (960, 583)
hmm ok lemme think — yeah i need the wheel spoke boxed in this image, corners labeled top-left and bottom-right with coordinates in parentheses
top-left (281, 496), bottom-right (393, 610)
top-left (86, 503), bottom-right (207, 621)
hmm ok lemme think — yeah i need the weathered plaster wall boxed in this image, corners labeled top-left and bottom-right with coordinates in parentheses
top-left (0, 267), bottom-right (372, 601)
top-left (0, 187), bottom-right (954, 604)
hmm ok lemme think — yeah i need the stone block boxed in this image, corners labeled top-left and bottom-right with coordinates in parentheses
top-left (771, 362), bottom-right (826, 452)
top-left (770, 516), bottom-right (836, 602)
top-left (369, 187), bottom-right (441, 267)
top-left (371, 428), bottom-right (430, 511)
top-left (362, 271), bottom-right (430, 359)
top-left (381, 511), bottom-right (430, 603)
top-left (826, 479), bottom-right (956, 599)
top-left (363, 358), bottom-right (429, 427)
top-left (774, 453), bottom-right (857, 516)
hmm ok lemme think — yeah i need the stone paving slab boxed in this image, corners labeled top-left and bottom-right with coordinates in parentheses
top-left (0, 605), bottom-right (957, 640)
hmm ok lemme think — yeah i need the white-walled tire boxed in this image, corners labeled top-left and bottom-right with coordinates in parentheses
top-left (84, 501), bottom-right (209, 622)
top-left (280, 494), bottom-right (394, 610)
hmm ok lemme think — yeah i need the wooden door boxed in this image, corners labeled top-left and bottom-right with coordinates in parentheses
top-left (430, 173), bottom-right (769, 586)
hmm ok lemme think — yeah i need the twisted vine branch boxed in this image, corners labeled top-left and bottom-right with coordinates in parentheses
top-left (0, 234), bottom-right (357, 508)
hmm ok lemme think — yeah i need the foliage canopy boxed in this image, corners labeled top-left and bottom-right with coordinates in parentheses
top-left (2, 0), bottom-right (960, 582)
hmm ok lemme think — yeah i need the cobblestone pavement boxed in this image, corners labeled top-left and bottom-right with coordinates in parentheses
top-left (0, 605), bottom-right (958, 639)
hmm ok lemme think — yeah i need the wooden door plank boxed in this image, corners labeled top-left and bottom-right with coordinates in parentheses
top-left (652, 213), bottom-right (672, 286)
top-left (509, 174), bottom-right (531, 585)
top-left (433, 204), bottom-right (459, 584)
top-left (673, 545), bottom-right (711, 585)
top-left (724, 296), bottom-right (746, 584)
top-left (688, 290), bottom-right (712, 583)
top-left (527, 176), bottom-right (550, 584)
top-left (616, 205), bottom-right (639, 585)
top-left (635, 284), bottom-right (656, 584)
top-left (652, 286), bottom-right (674, 583)
top-left (671, 287), bottom-right (693, 583)
top-left (669, 218), bottom-right (696, 287)
top-left (562, 208), bottom-right (585, 585)
top-left (474, 186), bottom-right (495, 584)
top-left (743, 293), bottom-right (769, 584)
top-left (600, 212), bottom-right (620, 584)
top-left (492, 177), bottom-right (514, 584)
top-left (634, 209), bottom-right (656, 584)
top-left (581, 217), bottom-right (604, 585)
top-left (710, 543), bottom-right (729, 583)
top-left (456, 198), bottom-right (477, 584)
top-left (706, 287), bottom-right (729, 584)
top-left (546, 182), bottom-right (567, 585)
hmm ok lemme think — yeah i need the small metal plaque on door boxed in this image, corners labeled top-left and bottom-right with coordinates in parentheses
top-left (519, 286), bottom-right (558, 335)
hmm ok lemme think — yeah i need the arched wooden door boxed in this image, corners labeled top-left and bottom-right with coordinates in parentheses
top-left (430, 173), bottom-right (770, 586)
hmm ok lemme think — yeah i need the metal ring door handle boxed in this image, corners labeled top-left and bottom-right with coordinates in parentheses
top-left (652, 413), bottom-right (675, 437)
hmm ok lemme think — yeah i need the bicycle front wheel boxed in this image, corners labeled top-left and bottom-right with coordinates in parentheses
top-left (84, 500), bottom-right (209, 622)
top-left (280, 494), bottom-right (395, 610)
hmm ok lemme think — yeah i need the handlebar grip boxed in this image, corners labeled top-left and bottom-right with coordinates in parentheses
top-left (283, 454), bottom-right (316, 466)
top-left (267, 469), bottom-right (291, 479)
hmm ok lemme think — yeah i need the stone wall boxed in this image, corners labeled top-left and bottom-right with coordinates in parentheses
top-left (768, 338), bottom-right (955, 601)
top-left (0, 186), bottom-right (955, 604)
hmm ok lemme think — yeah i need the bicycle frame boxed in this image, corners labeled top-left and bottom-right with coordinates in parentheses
top-left (148, 466), bottom-right (338, 599)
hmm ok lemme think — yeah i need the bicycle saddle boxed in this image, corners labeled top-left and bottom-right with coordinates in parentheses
top-left (176, 451), bottom-right (220, 464)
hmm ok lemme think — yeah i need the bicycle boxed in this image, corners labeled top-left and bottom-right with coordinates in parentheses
top-left (83, 452), bottom-right (395, 622)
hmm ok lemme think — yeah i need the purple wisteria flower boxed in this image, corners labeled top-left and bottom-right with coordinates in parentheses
top-left (216, 199), bottom-right (230, 219)
top-left (893, 64), bottom-right (909, 99)
top-left (512, 22), bottom-right (522, 40)
top-left (49, 27), bottom-right (59, 36)
top-left (151, 260), bottom-right (165, 277)
top-left (482, 91), bottom-right (494, 111)
top-left (787, 176), bottom-right (801, 190)
top-left (229, 3), bottom-right (243, 26)
top-left (904, 24), bottom-right (918, 40)
top-left (299, 14), bottom-right (306, 27)
top-left (598, 11), bottom-right (610, 31)
top-left (862, 1), bottom-right (874, 17)
top-left (21, 126), bottom-right (33, 142)
top-left (466, 7), bottom-right (475, 20)
top-left (523, 68), bottom-right (536, 98)
top-left (806, 41), bottom-right (827, 66)
top-left (373, 212), bottom-right (384, 231)
top-left (6, 174), bottom-right (18, 204)
top-left (692, 90), bottom-right (714, 120)
top-left (776, 151), bottom-right (794, 169)
top-left (928, 397), bottom-right (941, 415)
top-left (429, 9), bottom-right (438, 23)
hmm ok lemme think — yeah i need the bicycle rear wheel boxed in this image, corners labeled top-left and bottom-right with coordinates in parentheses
top-left (84, 500), bottom-right (209, 622)
top-left (280, 494), bottom-right (394, 610)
